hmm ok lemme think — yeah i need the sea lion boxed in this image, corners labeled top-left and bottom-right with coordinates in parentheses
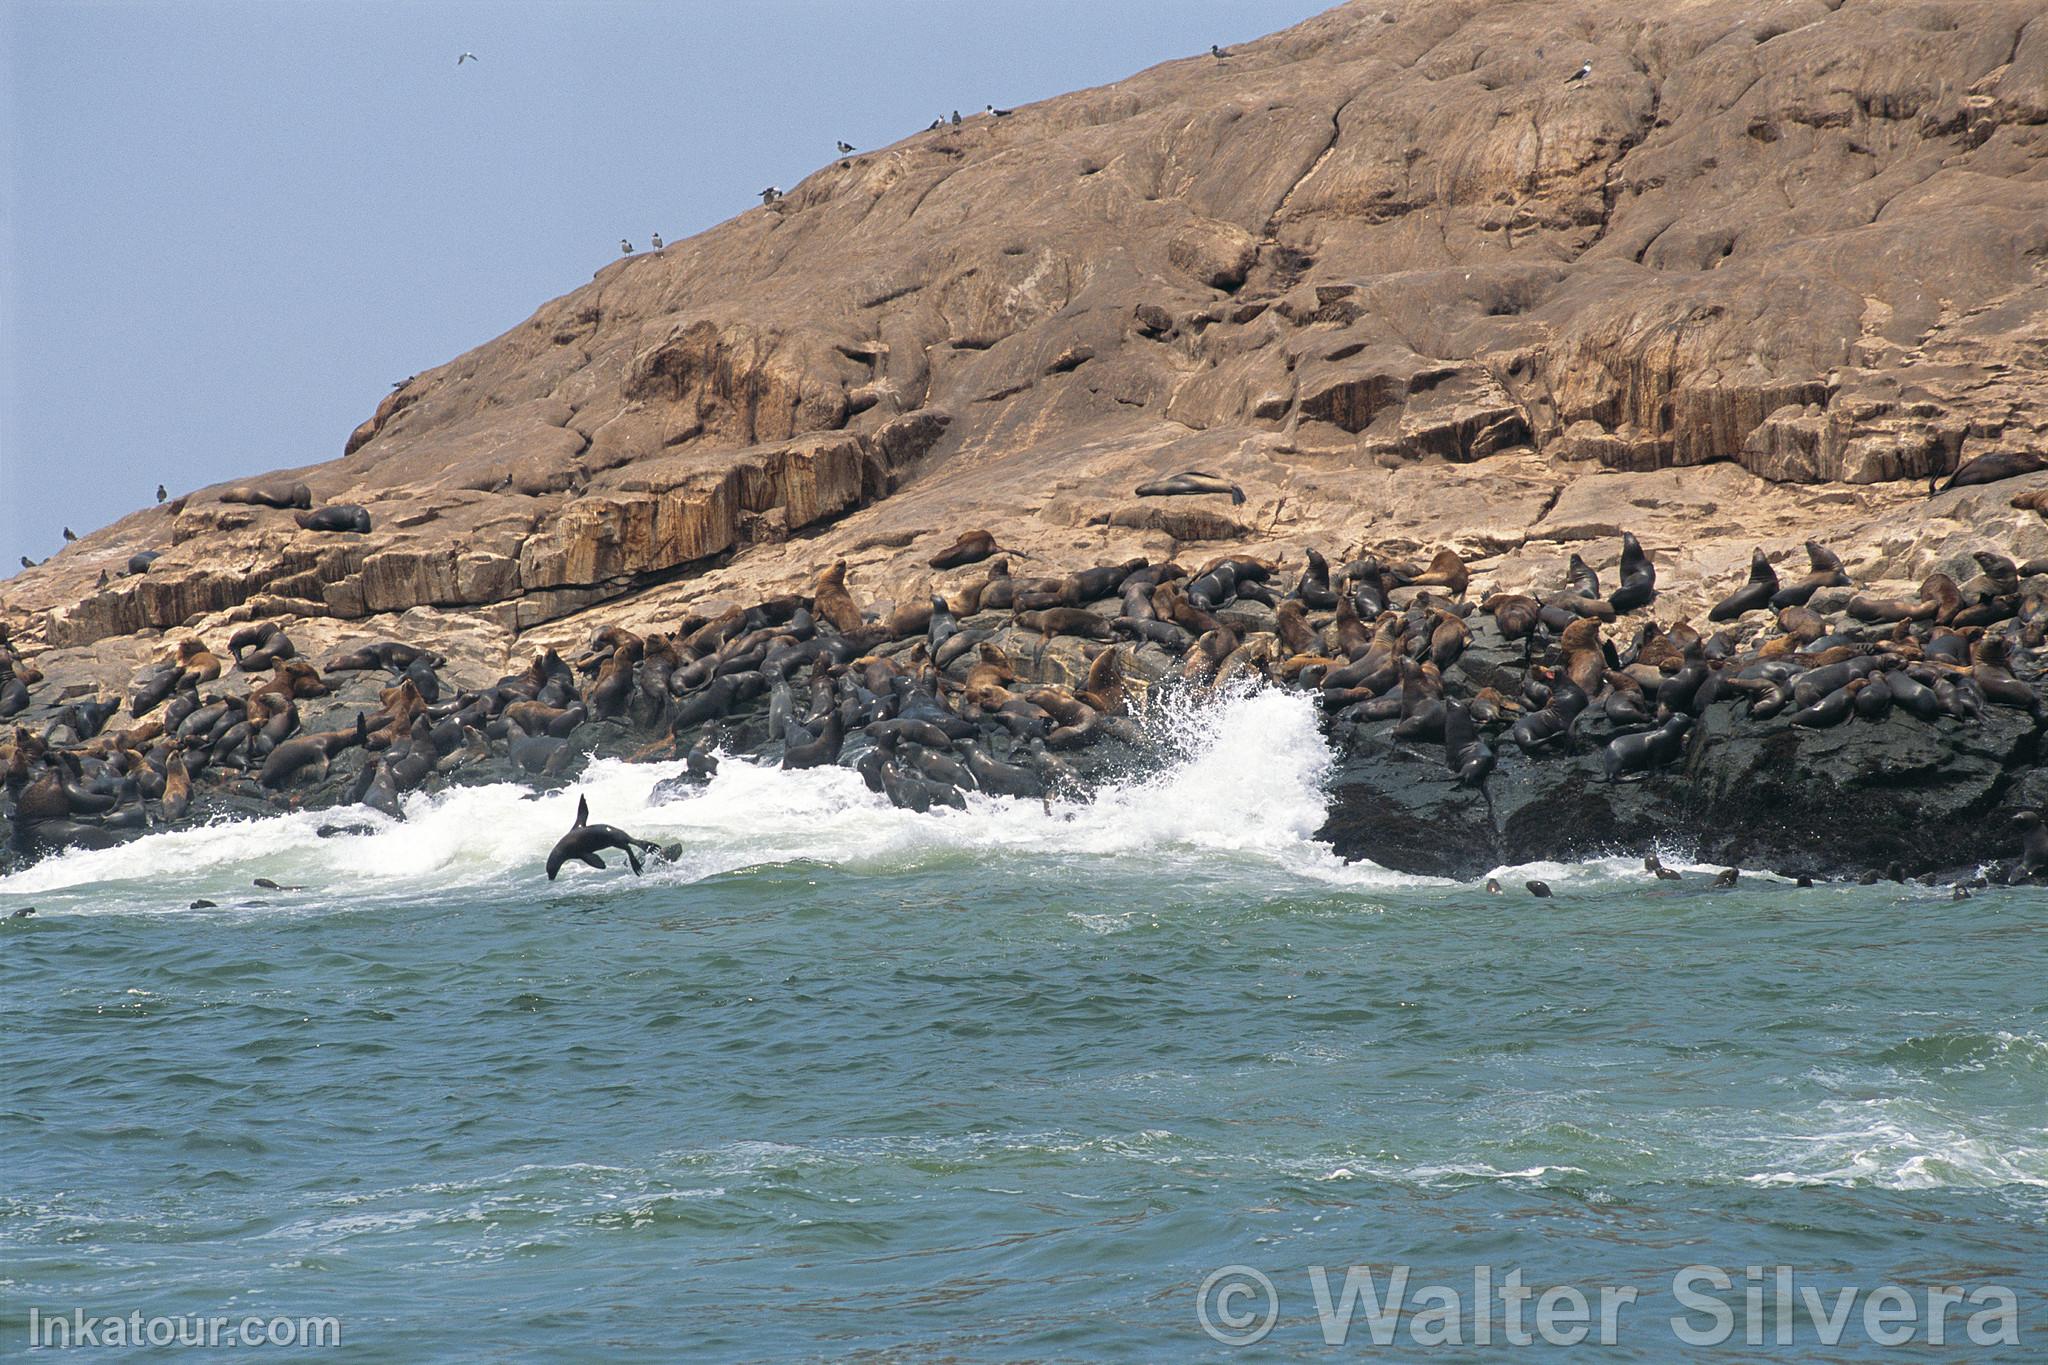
top-left (294, 504), bottom-right (372, 533)
top-left (782, 712), bottom-right (844, 769)
top-left (811, 560), bottom-right (866, 634)
top-left (1645, 854), bottom-right (1681, 881)
top-left (1604, 714), bottom-right (1691, 781)
top-left (1608, 532), bottom-right (1656, 613)
top-left (219, 480), bottom-right (313, 510)
top-left (544, 795), bottom-right (664, 879)
top-left (1712, 868), bottom-right (1739, 888)
top-left (126, 550), bottom-right (160, 576)
top-left (1935, 449), bottom-right (2047, 493)
top-left (1134, 470), bottom-right (1245, 504)
top-left (928, 530), bottom-right (1001, 569)
top-left (1526, 880), bottom-right (1553, 898)
top-left (1442, 699), bottom-right (1495, 787)
top-left (1770, 541), bottom-right (1849, 608)
top-left (1016, 608), bottom-right (1114, 640)
top-left (1708, 549), bottom-right (1778, 621)
top-left (2012, 811), bottom-right (2048, 877)
top-left (1409, 549), bottom-right (1470, 598)
top-left (1294, 548), bottom-right (1338, 610)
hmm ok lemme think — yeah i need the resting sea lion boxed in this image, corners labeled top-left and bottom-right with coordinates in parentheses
top-left (294, 504), bottom-right (372, 533)
top-left (220, 480), bottom-right (312, 510)
top-left (928, 530), bottom-right (1002, 569)
top-left (1134, 471), bottom-right (1245, 504)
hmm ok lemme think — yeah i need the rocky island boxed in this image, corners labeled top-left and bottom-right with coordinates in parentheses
top-left (7, 0), bottom-right (2048, 882)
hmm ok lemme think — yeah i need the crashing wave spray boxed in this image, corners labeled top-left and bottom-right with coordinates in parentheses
top-left (0, 687), bottom-right (1428, 912)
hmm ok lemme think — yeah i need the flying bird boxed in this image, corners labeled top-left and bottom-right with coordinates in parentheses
top-left (650, 232), bottom-right (663, 249)
top-left (619, 238), bottom-right (634, 255)
top-left (1566, 61), bottom-right (1592, 84)
top-left (457, 52), bottom-right (478, 65)
top-left (156, 484), bottom-right (167, 503)
top-left (835, 140), bottom-right (855, 154)
top-left (1211, 44), bottom-right (1230, 58)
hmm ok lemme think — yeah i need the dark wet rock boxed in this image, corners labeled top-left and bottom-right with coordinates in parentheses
top-left (1318, 700), bottom-right (2043, 880)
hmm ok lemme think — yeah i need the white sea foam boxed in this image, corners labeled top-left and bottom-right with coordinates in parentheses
top-left (0, 687), bottom-right (1438, 912)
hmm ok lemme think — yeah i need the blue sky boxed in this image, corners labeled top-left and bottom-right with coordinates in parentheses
top-left (1, 0), bottom-right (1334, 570)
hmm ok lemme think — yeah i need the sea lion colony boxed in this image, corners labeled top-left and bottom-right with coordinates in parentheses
top-left (5, 529), bottom-right (2048, 884)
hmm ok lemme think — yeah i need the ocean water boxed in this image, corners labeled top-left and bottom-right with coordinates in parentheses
top-left (3, 690), bottom-right (2044, 1360)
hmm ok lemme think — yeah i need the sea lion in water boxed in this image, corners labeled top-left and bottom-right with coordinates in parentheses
top-left (220, 480), bottom-right (312, 510)
top-left (294, 504), bottom-right (372, 533)
top-left (1134, 471), bottom-right (1245, 505)
top-left (1645, 854), bottom-right (1681, 881)
top-left (545, 795), bottom-right (664, 880)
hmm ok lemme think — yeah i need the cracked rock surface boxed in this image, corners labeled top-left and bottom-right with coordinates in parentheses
top-left (7, 0), bottom-right (2048, 674)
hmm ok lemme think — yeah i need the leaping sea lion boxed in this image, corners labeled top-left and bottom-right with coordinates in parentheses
top-left (1134, 471), bottom-right (1245, 505)
top-left (545, 795), bottom-right (665, 880)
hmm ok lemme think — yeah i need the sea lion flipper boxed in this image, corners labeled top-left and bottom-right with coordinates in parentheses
top-left (574, 795), bottom-right (588, 828)
top-left (580, 851), bottom-right (605, 870)
top-left (626, 846), bottom-right (644, 876)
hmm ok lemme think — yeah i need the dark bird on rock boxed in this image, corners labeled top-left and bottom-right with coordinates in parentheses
top-left (17, 557), bottom-right (32, 570)
top-left (619, 238), bottom-right (634, 255)
top-left (156, 484), bottom-right (167, 503)
top-left (651, 232), bottom-right (663, 249)
top-left (1211, 44), bottom-right (1230, 58)
top-left (987, 104), bottom-right (1012, 117)
top-left (1566, 61), bottom-right (1592, 84)
top-left (951, 110), bottom-right (962, 125)
top-left (759, 186), bottom-right (782, 205)
top-left (836, 140), bottom-right (856, 154)
top-left (62, 527), bottom-right (77, 542)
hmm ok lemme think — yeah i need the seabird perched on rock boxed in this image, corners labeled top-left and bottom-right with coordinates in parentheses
top-left (950, 110), bottom-right (961, 125)
top-left (759, 186), bottom-right (782, 205)
top-left (928, 117), bottom-right (942, 130)
top-left (156, 483), bottom-right (167, 503)
top-left (836, 140), bottom-right (855, 154)
top-left (619, 238), bottom-right (634, 255)
top-left (1566, 61), bottom-right (1592, 84)
top-left (1211, 44), bottom-right (1230, 58)
top-left (61, 527), bottom-right (76, 542)
top-left (986, 104), bottom-right (1012, 117)
top-left (651, 232), bottom-right (663, 249)
top-left (457, 51), bottom-right (478, 65)
top-left (17, 556), bottom-right (33, 570)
